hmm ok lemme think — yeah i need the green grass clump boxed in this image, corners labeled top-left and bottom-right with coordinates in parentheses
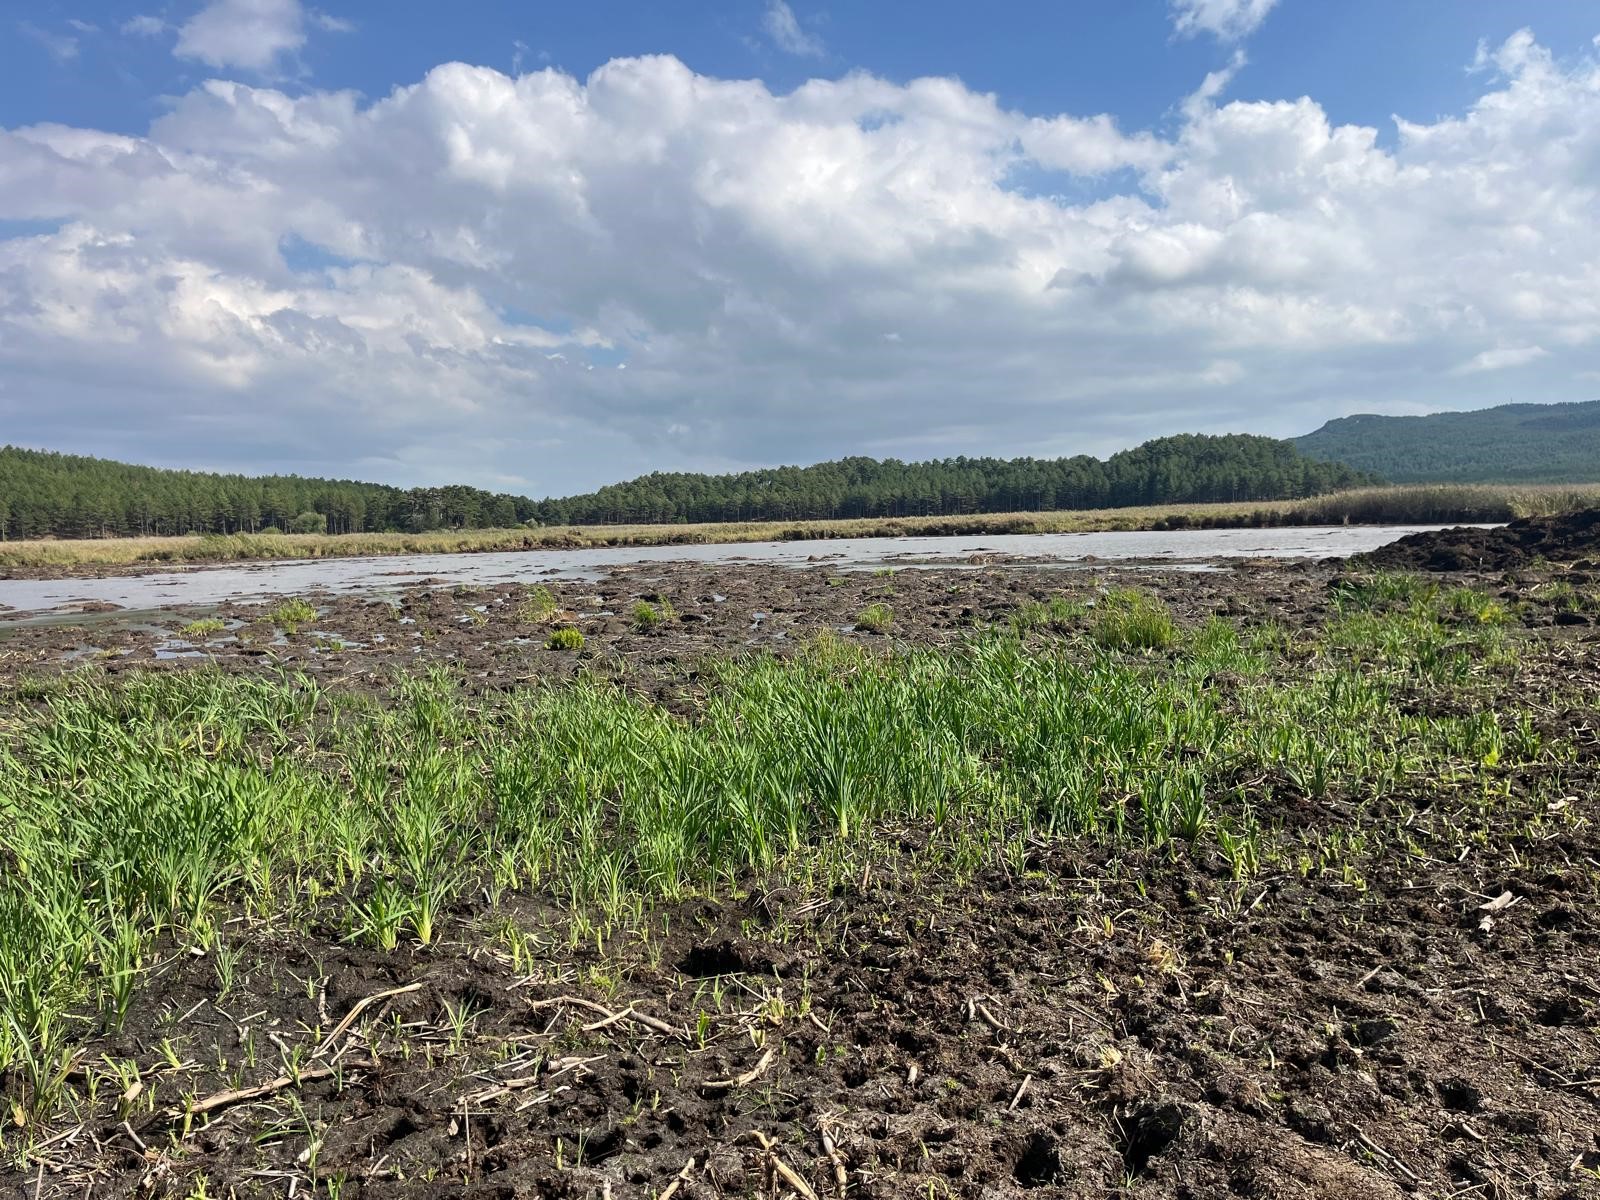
top-left (1012, 595), bottom-right (1086, 634)
top-left (181, 618), bottom-right (226, 639)
top-left (266, 598), bottom-right (318, 632)
top-left (855, 603), bottom-right (894, 634)
top-left (518, 586), bottom-right (560, 624)
top-left (1538, 580), bottom-right (1600, 614)
top-left (631, 599), bottom-right (677, 633)
top-left (1330, 572), bottom-right (1435, 613)
top-left (1443, 587), bottom-right (1511, 625)
top-left (1091, 589), bottom-right (1176, 652)
top-left (545, 627), bottom-right (585, 651)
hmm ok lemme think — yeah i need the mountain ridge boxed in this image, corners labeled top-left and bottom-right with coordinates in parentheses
top-left (1293, 399), bottom-right (1600, 483)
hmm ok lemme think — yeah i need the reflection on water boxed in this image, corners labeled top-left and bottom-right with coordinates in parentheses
top-left (0, 524), bottom-right (1473, 623)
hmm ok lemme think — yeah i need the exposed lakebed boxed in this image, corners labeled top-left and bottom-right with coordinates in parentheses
top-left (0, 524), bottom-right (1476, 623)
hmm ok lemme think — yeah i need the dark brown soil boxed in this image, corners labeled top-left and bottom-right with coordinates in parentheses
top-left (1365, 510), bottom-right (1600, 572)
top-left (0, 558), bottom-right (1570, 689)
top-left (11, 795), bottom-right (1599, 1199)
top-left (4, 563), bottom-right (1599, 1199)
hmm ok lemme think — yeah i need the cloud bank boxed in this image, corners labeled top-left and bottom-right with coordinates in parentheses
top-left (0, 29), bottom-right (1597, 490)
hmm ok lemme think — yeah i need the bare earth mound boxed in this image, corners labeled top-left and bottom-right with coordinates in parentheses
top-left (1365, 509), bottom-right (1600, 572)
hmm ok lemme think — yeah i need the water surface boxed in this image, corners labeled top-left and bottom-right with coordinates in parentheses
top-left (0, 524), bottom-right (1459, 622)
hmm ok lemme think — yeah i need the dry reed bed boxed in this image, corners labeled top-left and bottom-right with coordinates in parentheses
top-left (3, 483), bottom-right (1598, 573)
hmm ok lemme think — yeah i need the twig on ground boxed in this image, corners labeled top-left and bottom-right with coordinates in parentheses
top-left (658, 1153), bottom-right (700, 1200)
top-left (705, 1047), bottom-right (775, 1091)
top-left (742, 1130), bottom-right (820, 1200)
top-left (1008, 1074), bottom-right (1032, 1112)
top-left (315, 982), bottom-right (424, 1057)
top-left (819, 1118), bottom-right (849, 1199)
top-left (526, 994), bottom-right (680, 1038)
top-left (1351, 1129), bottom-right (1420, 1184)
top-left (969, 998), bottom-right (1009, 1032)
top-left (160, 1059), bottom-right (376, 1130)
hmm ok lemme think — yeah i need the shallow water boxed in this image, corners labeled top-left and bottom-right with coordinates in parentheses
top-left (0, 524), bottom-right (1465, 622)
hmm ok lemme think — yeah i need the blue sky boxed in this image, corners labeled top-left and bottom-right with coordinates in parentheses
top-left (9, 2), bottom-right (1600, 138)
top-left (2, 1), bottom-right (1599, 492)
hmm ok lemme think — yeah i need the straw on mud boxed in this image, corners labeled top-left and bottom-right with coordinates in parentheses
top-left (704, 1046), bottom-right (774, 1091)
top-left (968, 997), bottom-right (1009, 1031)
top-left (819, 1119), bottom-right (848, 1199)
top-left (163, 1059), bottom-right (377, 1129)
top-left (1008, 1074), bottom-right (1032, 1111)
top-left (314, 981), bottom-right (424, 1058)
top-left (657, 1154), bottom-right (700, 1200)
top-left (526, 994), bottom-right (681, 1039)
top-left (741, 1130), bottom-right (819, 1200)
top-left (1351, 1129), bottom-right (1420, 1184)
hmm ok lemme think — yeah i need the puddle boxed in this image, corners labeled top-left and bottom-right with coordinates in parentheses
top-left (306, 631), bottom-right (368, 651)
top-left (60, 645), bottom-right (134, 663)
top-left (153, 639), bottom-right (206, 660)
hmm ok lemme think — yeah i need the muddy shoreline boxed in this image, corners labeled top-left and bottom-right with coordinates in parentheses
top-left (0, 560), bottom-right (1368, 686)
top-left (3, 558), bottom-right (1596, 688)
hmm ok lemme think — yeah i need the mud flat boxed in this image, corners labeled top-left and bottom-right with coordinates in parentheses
top-left (1368, 508), bottom-right (1600, 572)
top-left (1, 558), bottom-right (1596, 1199)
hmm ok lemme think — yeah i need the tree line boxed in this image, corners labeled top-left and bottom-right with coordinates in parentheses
top-left (0, 447), bottom-right (538, 540)
top-left (1, 434), bottom-right (1375, 541)
top-left (531, 435), bottom-right (1377, 526)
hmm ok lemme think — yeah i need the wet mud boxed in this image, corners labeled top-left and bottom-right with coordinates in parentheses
top-left (1366, 509), bottom-right (1600, 572)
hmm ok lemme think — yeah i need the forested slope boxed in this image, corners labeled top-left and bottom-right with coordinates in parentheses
top-left (1294, 400), bottom-right (1600, 483)
top-left (0, 447), bottom-right (537, 539)
top-left (2, 433), bottom-right (1374, 540)
top-left (532, 434), bottom-right (1375, 525)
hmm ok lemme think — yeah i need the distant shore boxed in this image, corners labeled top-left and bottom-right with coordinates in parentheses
top-left (2, 483), bottom-right (1596, 579)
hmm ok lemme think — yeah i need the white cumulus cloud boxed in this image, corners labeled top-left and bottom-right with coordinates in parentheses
top-left (0, 30), bottom-right (1597, 492)
top-left (1453, 346), bottom-right (1550, 375)
top-left (1170, 0), bottom-right (1279, 42)
top-left (173, 0), bottom-right (346, 72)
top-left (763, 1), bottom-right (824, 57)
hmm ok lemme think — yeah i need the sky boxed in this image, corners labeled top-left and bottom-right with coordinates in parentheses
top-left (2, 1), bottom-right (1599, 495)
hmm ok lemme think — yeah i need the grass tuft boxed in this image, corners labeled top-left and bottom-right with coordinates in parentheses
top-left (266, 598), bottom-right (318, 632)
top-left (1012, 595), bottom-right (1086, 634)
top-left (517, 586), bottom-right (560, 624)
top-left (1091, 589), bottom-right (1176, 652)
top-left (545, 627), bottom-right (585, 651)
top-left (631, 599), bottom-right (677, 633)
top-left (855, 603), bottom-right (894, 634)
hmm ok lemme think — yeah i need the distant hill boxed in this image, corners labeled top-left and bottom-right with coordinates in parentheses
top-left (533, 434), bottom-right (1376, 525)
top-left (0, 446), bottom-right (538, 540)
top-left (1294, 400), bottom-right (1600, 483)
